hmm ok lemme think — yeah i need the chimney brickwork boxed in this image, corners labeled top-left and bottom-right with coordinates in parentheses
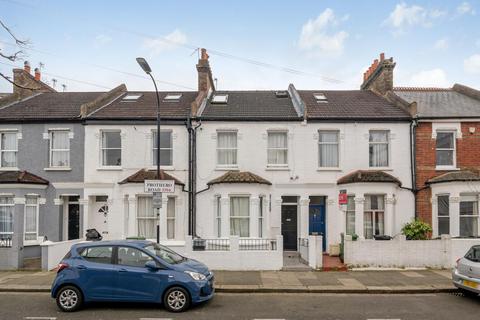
top-left (191, 48), bottom-right (215, 117)
top-left (361, 53), bottom-right (395, 96)
top-left (7, 62), bottom-right (55, 102)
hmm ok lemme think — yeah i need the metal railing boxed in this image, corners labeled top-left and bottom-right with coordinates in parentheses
top-left (0, 236), bottom-right (12, 248)
top-left (193, 238), bottom-right (230, 251)
top-left (239, 238), bottom-right (277, 251)
top-left (298, 237), bottom-right (309, 248)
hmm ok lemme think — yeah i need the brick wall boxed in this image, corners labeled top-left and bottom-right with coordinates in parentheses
top-left (415, 121), bottom-right (480, 225)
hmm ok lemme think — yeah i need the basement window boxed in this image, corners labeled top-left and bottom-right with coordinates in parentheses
top-left (212, 94), bottom-right (228, 104)
top-left (313, 93), bottom-right (328, 103)
top-left (122, 94), bottom-right (142, 101)
top-left (164, 93), bottom-right (182, 101)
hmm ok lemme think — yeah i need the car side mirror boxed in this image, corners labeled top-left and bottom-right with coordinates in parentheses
top-left (145, 260), bottom-right (159, 270)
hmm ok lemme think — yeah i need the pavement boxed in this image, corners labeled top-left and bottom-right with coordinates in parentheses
top-left (0, 269), bottom-right (456, 294)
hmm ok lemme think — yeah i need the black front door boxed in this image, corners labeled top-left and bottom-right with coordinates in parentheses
top-left (281, 205), bottom-right (297, 250)
top-left (68, 203), bottom-right (80, 240)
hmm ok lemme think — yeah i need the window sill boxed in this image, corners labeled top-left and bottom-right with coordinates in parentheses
top-left (266, 166), bottom-right (289, 171)
top-left (317, 168), bottom-right (342, 172)
top-left (149, 166), bottom-right (175, 171)
top-left (44, 167), bottom-right (71, 171)
top-left (435, 166), bottom-right (460, 171)
top-left (0, 167), bottom-right (19, 171)
top-left (97, 167), bottom-right (123, 171)
top-left (368, 167), bottom-right (393, 171)
top-left (215, 166), bottom-right (239, 171)
top-left (23, 240), bottom-right (40, 246)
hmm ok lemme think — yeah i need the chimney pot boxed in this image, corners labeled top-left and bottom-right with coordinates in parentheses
top-left (200, 48), bottom-right (209, 60)
top-left (24, 61), bottom-right (31, 73)
top-left (380, 53), bottom-right (385, 61)
top-left (34, 67), bottom-right (41, 81)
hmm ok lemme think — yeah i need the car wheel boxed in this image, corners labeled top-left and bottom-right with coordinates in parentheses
top-left (56, 286), bottom-right (83, 312)
top-left (163, 286), bottom-right (190, 312)
top-left (459, 288), bottom-right (478, 298)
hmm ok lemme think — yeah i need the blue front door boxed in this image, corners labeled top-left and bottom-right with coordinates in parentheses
top-left (309, 204), bottom-right (326, 251)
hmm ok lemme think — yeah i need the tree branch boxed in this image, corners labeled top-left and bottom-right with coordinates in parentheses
top-left (0, 19), bottom-right (29, 46)
top-left (0, 72), bottom-right (37, 90)
top-left (0, 49), bottom-right (24, 61)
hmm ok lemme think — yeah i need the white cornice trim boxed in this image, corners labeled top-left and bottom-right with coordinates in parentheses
top-left (52, 182), bottom-right (85, 189)
top-left (0, 184), bottom-right (47, 189)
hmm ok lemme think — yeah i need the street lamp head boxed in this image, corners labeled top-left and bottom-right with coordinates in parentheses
top-left (136, 57), bottom-right (152, 74)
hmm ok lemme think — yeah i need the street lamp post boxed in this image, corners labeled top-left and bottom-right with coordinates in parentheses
top-left (136, 57), bottom-right (161, 244)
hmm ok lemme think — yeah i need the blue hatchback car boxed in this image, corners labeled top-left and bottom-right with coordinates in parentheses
top-left (51, 240), bottom-right (214, 312)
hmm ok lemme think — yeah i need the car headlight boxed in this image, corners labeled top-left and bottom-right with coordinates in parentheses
top-left (185, 270), bottom-right (206, 281)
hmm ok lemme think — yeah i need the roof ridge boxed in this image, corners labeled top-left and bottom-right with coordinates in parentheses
top-left (393, 87), bottom-right (452, 92)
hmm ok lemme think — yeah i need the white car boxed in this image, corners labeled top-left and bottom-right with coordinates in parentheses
top-left (452, 245), bottom-right (480, 297)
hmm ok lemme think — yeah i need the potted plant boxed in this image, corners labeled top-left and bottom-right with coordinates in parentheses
top-left (401, 219), bottom-right (432, 240)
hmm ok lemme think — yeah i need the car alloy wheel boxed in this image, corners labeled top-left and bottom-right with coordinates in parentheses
top-left (56, 286), bottom-right (82, 312)
top-left (164, 287), bottom-right (190, 312)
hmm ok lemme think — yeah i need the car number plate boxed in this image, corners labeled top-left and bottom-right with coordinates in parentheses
top-left (462, 280), bottom-right (478, 289)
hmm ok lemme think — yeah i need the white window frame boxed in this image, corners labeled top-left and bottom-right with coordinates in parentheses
top-left (369, 130), bottom-right (390, 168)
top-left (267, 130), bottom-right (288, 167)
top-left (136, 195), bottom-right (157, 240)
top-left (437, 194), bottom-right (450, 236)
top-left (435, 130), bottom-right (456, 170)
top-left (100, 130), bottom-right (122, 167)
top-left (363, 195), bottom-right (385, 239)
top-left (216, 130), bottom-right (238, 168)
top-left (459, 195), bottom-right (479, 237)
top-left (24, 195), bottom-right (39, 245)
top-left (230, 196), bottom-right (250, 237)
top-left (0, 196), bottom-right (14, 239)
top-left (258, 196), bottom-right (265, 238)
top-left (49, 130), bottom-right (70, 168)
top-left (318, 130), bottom-right (340, 168)
top-left (346, 195), bottom-right (355, 236)
top-left (0, 131), bottom-right (18, 169)
top-left (166, 196), bottom-right (175, 240)
top-left (152, 130), bottom-right (173, 167)
top-left (215, 195), bottom-right (221, 238)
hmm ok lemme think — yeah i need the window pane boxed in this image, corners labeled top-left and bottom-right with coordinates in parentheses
top-left (438, 196), bottom-right (449, 216)
top-left (218, 149), bottom-right (237, 165)
top-left (152, 131), bottom-right (172, 149)
top-left (319, 131), bottom-right (338, 143)
top-left (319, 144), bottom-right (338, 167)
top-left (230, 197), bottom-right (249, 237)
top-left (102, 131), bottom-right (121, 149)
top-left (460, 217), bottom-right (478, 237)
top-left (375, 211), bottom-right (385, 235)
top-left (347, 196), bottom-right (355, 211)
top-left (103, 149), bottom-right (121, 166)
top-left (0, 201), bottom-right (14, 236)
top-left (118, 246), bottom-right (152, 267)
top-left (346, 211), bottom-right (355, 235)
top-left (364, 212), bottom-right (373, 239)
top-left (438, 217), bottom-right (450, 235)
top-left (137, 197), bottom-right (154, 218)
top-left (365, 195), bottom-right (384, 210)
top-left (167, 197), bottom-right (175, 239)
top-left (268, 149), bottom-right (287, 165)
top-left (52, 150), bottom-right (69, 167)
top-left (2, 132), bottom-right (17, 150)
top-left (218, 132), bottom-right (237, 148)
top-left (81, 246), bottom-right (112, 264)
top-left (369, 144), bottom-right (388, 167)
top-left (436, 150), bottom-right (453, 166)
top-left (369, 131), bottom-right (388, 142)
top-left (460, 201), bottom-right (475, 215)
top-left (52, 131), bottom-right (69, 149)
top-left (1, 151), bottom-right (17, 167)
top-left (436, 132), bottom-right (454, 149)
top-left (268, 132), bottom-right (287, 148)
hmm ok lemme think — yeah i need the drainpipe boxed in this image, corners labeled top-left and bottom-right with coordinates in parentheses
top-left (186, 117), bottom-right (193, 236)
top-left (411, 118), bottom-right (418, 219)
top-left (192, 120), bottom-right (202, 237)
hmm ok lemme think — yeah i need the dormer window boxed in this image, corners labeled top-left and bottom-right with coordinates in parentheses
top-left (164, 93), bottom-right (182, 101)
top-left (313, 93), bottom-right (327, 102)
top-left (122, 94), bottom-right (142, 102)
top-left (212, 94), bottom-right (228, 104)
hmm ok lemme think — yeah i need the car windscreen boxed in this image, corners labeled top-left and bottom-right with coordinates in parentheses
top-left (144, 243), bottom-right (185, 265)
top-left (465, 246), bottom-right (480, 262)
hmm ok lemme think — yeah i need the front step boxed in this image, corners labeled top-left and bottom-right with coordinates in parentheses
top-left (22, 257), bottom-right (41, 270)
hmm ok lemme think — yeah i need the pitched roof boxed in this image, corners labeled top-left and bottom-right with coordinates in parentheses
top-left (297, 90), bottom-right (411, 120)
top-left (0, 170), bottom-right (49, 185)
top-left (200, 91), bottom-right (300, 120)
top-left (0, 92), bottom-right (103, 121)
top-left (337, 170), bottom-right (401, 185)
top-left (87, 91), bottom-right (197, 120)
top-left (207, 171), bottom-right (272, 185)
top-left (394, 87), bottom-right (480, 118)
top-left (427, 170), bottom-right (480, 184)
top-left (119, 169), bottom-right (184, 185)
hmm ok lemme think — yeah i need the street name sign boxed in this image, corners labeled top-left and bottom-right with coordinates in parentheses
top-left (144, 180), bottom-right (175, 193)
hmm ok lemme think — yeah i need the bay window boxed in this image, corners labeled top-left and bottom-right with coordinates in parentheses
top-left (436, 131), bottom-right (455, 167)
top-left (217, 131), bottom-right (237, 166)
top-left (49, 130), bottom-right (70, 167)
top-left (230, 196), bottom-right (249, 237)
top-left (0, 196), bottom-right (14, 240)
top-left (137, 196), bottom-right (156, 239)
top-left (460, 195), bottom-right (479, 237)
top-left (0, 132), bottom-right (17, 168)
top-left (318, 130), bottom-right (339, 167)
top-left (101, 131), bottom-right (121, 166)
top-left (267, 131), bottom-right (288, 166)
top-left (369, 130), bottom-right (389, 167)
top-left (437, 195), bottom-right (450, 235)
top-left (364, 195), bottom-right (385, 239)
top-left (24, 196), bottom-right (39, 242)
top-left (152, 130), bottom-right (173, 166)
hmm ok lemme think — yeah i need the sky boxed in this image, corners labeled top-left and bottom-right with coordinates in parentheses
top-left (0, 0), bottom-right (479, 93)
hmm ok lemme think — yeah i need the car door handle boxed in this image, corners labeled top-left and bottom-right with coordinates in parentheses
top-left (118, 268), bottom-right (128, 273)
top-left (77, 265), bottom-right (87, 270)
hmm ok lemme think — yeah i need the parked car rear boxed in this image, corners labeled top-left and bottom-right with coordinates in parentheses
top-left (51, 240), bottom-right (214, 312)
top-left (452, 245), bottom-right (480, 297)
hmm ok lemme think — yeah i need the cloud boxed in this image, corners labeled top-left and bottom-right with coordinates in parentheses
top-left (384, 3), bottom-right (445, 34)
top-left (464, 54), bottom-right (480, 74)
top-left (298, 8), bottom-right (349, 56)
top-left (143, 29), bottom-right (187, 55)
top-left (408, 69), bottom-right (449, 87)
top-left (95, 34), bottom-right (112, 45)
top-left (434, 38), bottom-right (449, 50)
top-left (456, 2), bottom-right (476, 15)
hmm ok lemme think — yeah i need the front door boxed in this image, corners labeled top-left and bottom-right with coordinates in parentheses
top-left (309, 204), bottom-right (326, 251)
top-left (91, 197), bottom-right (109, 238)
top-left (68, 202), bottom-right (80, 240)
top-left (281, 205), bottom-right (298, 250)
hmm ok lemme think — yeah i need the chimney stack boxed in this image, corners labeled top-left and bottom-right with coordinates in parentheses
top-left (360, 52), bottom-right (395, 96)
top-left (34, 67), bottom-right (41, 81)
top-left (191, 48), bottom-right (215, 116)
top-left (24, 61), bottom-right (31, 74)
